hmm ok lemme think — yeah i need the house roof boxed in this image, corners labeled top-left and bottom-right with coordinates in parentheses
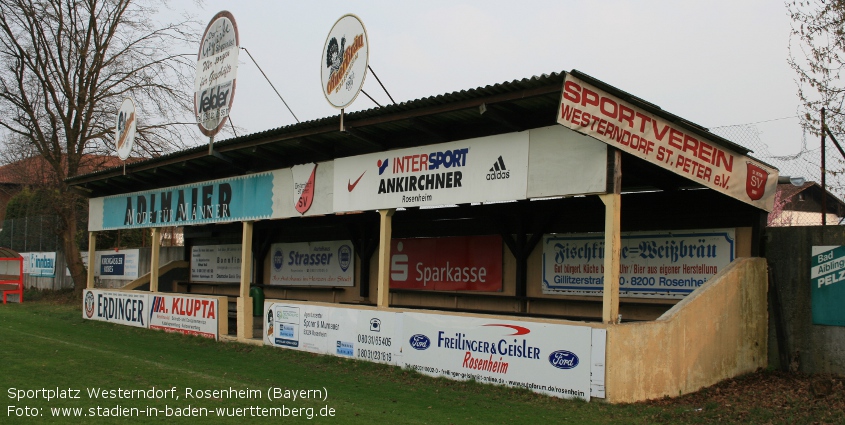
top-left (0, 154), bottom-right (141, 186)
top-left (777, 181), bottom-right (845, 215)
top-left (66, 70), bottom-right (757, 198)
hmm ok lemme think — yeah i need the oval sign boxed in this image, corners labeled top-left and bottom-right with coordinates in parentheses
top-left (548, 350), bottom-right (580, 370)
top-left (320, 14), bottom-right (369, 109)
top-left (409, 334), bottom-right (431, 350)
top-left (194, 10), bottom-right (239, 137)
top-left (114, 98), bottom-right (137, 161)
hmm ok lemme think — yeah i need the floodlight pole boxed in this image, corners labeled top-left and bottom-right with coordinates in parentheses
top-left (822, 108), bottom-right (827, 226)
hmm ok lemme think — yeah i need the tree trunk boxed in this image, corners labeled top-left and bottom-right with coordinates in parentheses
top-left (60, 199), bottom-right (87, 297)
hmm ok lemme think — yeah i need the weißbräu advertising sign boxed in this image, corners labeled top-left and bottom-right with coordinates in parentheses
top-left (542, 229), bottom-right (735, 298)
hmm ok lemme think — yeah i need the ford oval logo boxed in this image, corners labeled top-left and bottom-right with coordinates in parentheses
top-left (409, 334), bottom-right (431, 350)
top-left (548, 350), bottom-right (579, 369)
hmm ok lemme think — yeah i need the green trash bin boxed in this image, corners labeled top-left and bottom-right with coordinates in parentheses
top-left (249, 286), bottom-right (264, 317)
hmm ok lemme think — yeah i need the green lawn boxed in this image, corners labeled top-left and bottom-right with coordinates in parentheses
top-left (2, 297), bottom-right (840, 424)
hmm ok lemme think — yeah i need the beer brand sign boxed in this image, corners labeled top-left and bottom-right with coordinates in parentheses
top-left (557, 74), bottom-right (777, 211)
top-left (194, 11), bottom-right (239, 137)
top-left (115, 98), bottom-right (137, 160)
top-left (321, 14), bottom-right (368, 109)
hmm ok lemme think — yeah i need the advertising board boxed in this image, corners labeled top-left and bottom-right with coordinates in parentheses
top-left (333, 132), bottom-right (529, 212)
top-left (149, 294), bottom-right (220, 339)
top-left (21, 252), bottom-right (56, 278)
top-left (191, 244), bottom-right (242, 283)
top-left (194, 11), bottom-right (239, 137)
top-left (82, 289), bottom-right (149, 328)
top-left (114, 98), bottom-right (136, 160)
top-left (389, 235), bottom-right (502, 291)
top-left (320, 14), bottom-right (368, 109)
top-left (542, 229), bottom-right (735, 298)
top-left (557, 73), bottom-right (777, 211)
top-left (264, 302), bottom-right (402, 365)
top-left (268, 241), bottom-right (354, 286)
top-left (401, 312), bottom-right (593, 400)
top-left (96, 249), bottom-right (139, 280)
top-left (811, 245), bottom-right (845, 326)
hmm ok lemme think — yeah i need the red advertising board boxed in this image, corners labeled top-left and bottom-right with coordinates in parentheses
top-left (389, 235), bottom-right (502, 291)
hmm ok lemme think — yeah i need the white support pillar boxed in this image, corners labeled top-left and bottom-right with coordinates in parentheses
top-left (376, 209), bottom-right (395, 308)
top-left (150, 227), bottom-right (161, 292)
top-left (237, 221), bottom-right (254, 339)
top-left (87, 232), bottom-right (96, 289)
top-left (599, 193), bottom-right (621, 324)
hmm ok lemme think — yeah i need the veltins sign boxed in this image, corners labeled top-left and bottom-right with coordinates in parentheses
top-left (115, 98), bottom-right (137, 160)
top-left (811, 246), bottom-right (845, 326)
top-left (195, 11), bottom-right (239, 137)
top-left (321, 14), bottom-right (368, 109)
top-left (557, 74), bottom-right (777, 211)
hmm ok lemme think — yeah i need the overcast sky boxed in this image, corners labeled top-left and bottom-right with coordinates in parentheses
top-left (174, 0), bottom-right (804, 157)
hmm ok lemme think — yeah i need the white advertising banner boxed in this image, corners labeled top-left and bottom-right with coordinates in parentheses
top-left (542, 229), bottom-right (735, 298)
top-left (558, 74), bottom-right (777, 211)
top-left (82, 289), bottom-right (149, 328)
top-left (22, 252), bottom-right (56, 277)
top-left (96, 249), bottom-right (140, 280)
top-left (264, 302), bottom-right (402, 364)
top-left (334, 132), bottom-right (529, 212)
top-left (401, 312), bottom-right (593, 400)
top-left (149, 294), bottom-right (219, 339)
top-left (268, 241), bottom-right (354, 286)
top-left (190, 244), bottom-right (242, 282)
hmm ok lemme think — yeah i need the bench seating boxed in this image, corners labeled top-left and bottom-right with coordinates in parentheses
top-left (0, 274), bottom-right (23, 304)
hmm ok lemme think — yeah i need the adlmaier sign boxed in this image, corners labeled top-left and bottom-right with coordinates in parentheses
top-left (557, 74), bottom-right (778, 211)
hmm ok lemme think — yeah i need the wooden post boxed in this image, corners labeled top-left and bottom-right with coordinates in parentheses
top-left (599, 194), bottom-right (621, 324)
top-left (601, 147), bottom-right (622, 324)
top-left (87, 232), bottom-right (96, 289)
top-left (237, 221), bottom-right (254, 339)
top-left (150, 227), bottom-right (161, 292)
top-left (376, 209), bottom-right (395, 308)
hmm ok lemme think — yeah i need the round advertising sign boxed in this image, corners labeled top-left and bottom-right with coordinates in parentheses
top-left (114, 98), bottom-right (137, 160)
top-left (321, 14), bottom-right (369, 109)
top-left (194, 11), bottom-right (240, 137)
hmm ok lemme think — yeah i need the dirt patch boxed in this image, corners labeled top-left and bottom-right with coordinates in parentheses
top-left (643, 369), bottom-right (845, 424)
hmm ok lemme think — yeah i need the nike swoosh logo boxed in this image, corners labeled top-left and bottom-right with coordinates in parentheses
top-left (347, 171), bottom-right (366, 192)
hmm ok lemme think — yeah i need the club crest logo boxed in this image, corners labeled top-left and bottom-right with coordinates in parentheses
top-left (746, 162), bottom-right (769, 201)
top-left (84, 291), bottom-right (95, 318)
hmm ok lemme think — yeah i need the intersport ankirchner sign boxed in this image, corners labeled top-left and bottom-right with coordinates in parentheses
top-left (557, 74), bottom-right (777, 211)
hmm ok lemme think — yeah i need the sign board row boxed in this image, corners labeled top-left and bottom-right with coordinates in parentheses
top-left (264, 300), bottom-right (605, 400)
top-left (89, 125), bottom-right (609, 231)
top-left (82, 289), bottom-right (223, 339)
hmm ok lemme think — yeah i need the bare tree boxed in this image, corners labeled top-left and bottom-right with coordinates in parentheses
top-left (788, 1), bottom-right (845, 137)
top-left (0, 0), bottom-right (199, 293)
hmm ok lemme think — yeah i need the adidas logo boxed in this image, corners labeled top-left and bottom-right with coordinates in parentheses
top-left (486, 156), bottom-right (510, 180)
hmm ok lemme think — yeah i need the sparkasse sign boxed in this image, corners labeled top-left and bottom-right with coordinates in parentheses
top-left (557, 74), bottom-right (777, 211)
top-left (390, 235), bottom-right (503, 291)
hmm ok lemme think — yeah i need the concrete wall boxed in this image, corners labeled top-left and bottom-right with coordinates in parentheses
top-left (766, 226), bottom-right (845, 374)
top-left (605, 258), bottom-right (768, 403)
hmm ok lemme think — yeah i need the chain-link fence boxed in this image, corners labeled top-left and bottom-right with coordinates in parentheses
top-left (711, 122), bottom-right (845, 226)
top-left (0, 215), bottom-right (62, 252)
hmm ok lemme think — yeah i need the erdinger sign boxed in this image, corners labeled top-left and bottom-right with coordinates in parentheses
top-left (557, 74), bottom-right (777, 211)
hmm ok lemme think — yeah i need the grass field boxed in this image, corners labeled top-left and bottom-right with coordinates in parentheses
top-left (1, 294), bottom-right (843, 424)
